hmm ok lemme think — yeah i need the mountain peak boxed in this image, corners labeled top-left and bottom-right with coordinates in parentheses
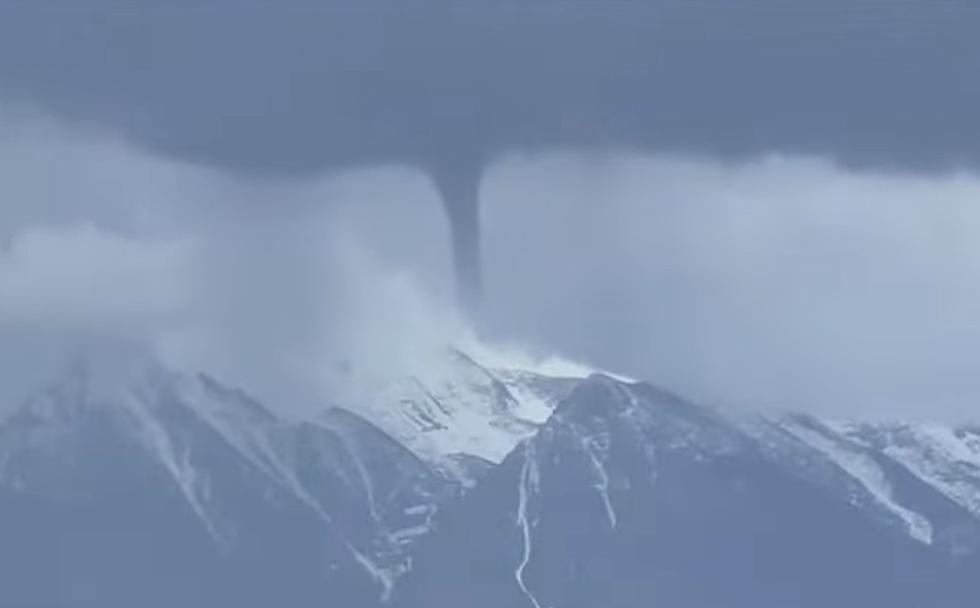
top-left (330, 344), bottom-right (586, 474)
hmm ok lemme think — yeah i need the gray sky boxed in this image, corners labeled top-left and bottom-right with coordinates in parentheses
top-left (1, 2), bottom-right (980, 420)
top-left (482, 152), bottom-right (980, 419)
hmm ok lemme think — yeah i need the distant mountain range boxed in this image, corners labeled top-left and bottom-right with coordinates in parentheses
top-left (1, 347), bottom-right (978, 607)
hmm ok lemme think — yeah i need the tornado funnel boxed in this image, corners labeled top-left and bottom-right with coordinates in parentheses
top-left (432, 161), bottom-right (484, 323)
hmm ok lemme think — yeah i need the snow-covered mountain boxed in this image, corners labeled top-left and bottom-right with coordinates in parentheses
top-left (2, 348), bottom-right (980, 607)
top-left (0, 351), bottom-right (459, 607)
top-left (396, 374), bottom-right (980, 608)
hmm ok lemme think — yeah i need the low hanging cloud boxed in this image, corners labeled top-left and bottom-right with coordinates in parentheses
top-left (0, 111), bottom-right (460, 414)
top-left (0, 224), bottom-right (194, 329)
top-left (2, 109), bottom-right (980, 422)
top-left (482, 152), bottom-right (980, 420)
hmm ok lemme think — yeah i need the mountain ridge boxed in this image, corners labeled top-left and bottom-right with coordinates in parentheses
top-left (3, 348), bottom-right (980, 607)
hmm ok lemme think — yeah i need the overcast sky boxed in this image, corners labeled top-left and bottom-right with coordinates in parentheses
top-left (3, 1), bottom-right (980, 173)
top-left (1, 2), bottom-right (979, 421)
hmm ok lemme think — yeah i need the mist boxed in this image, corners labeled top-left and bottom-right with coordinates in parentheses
top-left (0, 111), bottom-right (462, 413)
top-left (482, 153), bottom-right (980, 419)
top-left (2, 112), bottom-right (979, 421)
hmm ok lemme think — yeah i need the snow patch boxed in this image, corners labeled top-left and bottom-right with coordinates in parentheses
top-left (331, 341), bottom-right (588, 474)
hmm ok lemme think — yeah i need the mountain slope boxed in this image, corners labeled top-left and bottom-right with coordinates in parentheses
top-left (396, 374), bottom-right (980, 608)
top-left (0, 353), bottom-right (457, 607)
top-left (828, 421), bottom-right (980, 523)
top-left (3, 351), bottom-right (980, 607)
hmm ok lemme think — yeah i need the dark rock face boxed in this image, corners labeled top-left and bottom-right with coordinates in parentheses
top-left (3, 361), bottom-right (980, 608)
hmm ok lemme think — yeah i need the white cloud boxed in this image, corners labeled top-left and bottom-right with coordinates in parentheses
top-left (0, 111), bottom-right (460, 414)
top-left (482, 152), bottom-right (980, 420)
top-left (0, 223), bottom-right (194, 329)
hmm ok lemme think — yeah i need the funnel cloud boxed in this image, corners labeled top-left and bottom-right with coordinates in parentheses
top-left (431, 159), bottom-right (485, 318)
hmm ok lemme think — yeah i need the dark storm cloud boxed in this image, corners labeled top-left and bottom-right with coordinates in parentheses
top-left (2, 0), bottom-right (980, 174)
top-left (5, 0), bottom-right (978, 317)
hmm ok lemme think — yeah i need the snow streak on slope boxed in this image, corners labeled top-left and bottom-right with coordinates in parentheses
top-left (0, 353), bottom-right (225, 542)
top-left (782, 418), bottom-right (934, 544)
top-left (119, 389), bottom-right (223, 543)
top-left (829, 422), bottom-right (980, 520)
top-left (515, 440), bottom-right (546, 608)
top-left (610, 381), bottom-right (659, 481)
top-left (173, 376), bottom-right (414, 596)
top-left (0, 352), bottom-right (404, 593)
top-left (578, 432), bottom-right (617, 529)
